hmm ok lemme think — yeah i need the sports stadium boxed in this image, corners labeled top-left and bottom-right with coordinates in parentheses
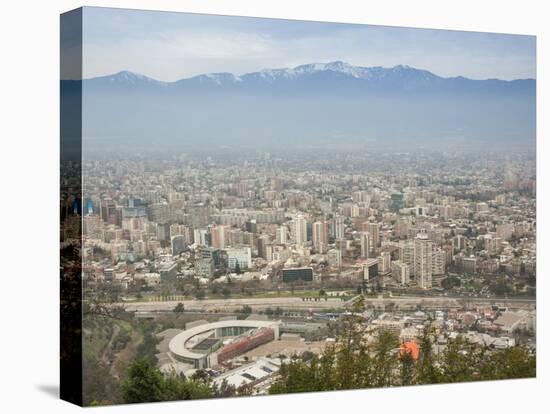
top-left (168, 320), bottom-right (282, 369)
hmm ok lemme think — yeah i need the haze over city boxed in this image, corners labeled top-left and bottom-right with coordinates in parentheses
top-left (60, 7), bottom-right (537, 406)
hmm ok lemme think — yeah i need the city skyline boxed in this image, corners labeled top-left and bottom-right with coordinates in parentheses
top-left (61, 7), bottom-right (537, 407)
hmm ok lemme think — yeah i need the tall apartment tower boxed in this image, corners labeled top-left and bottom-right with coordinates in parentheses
top-left (291, 215), bottom-right (307, 247)
top-left (257, 234), bottom-right (271, 259)
top-left (379, 251), bottom-right (391, 273)
top-left (362, 221), bottom-right (380, 250)
top-left (332, 215), bottom-right (345, 240)
top-left (210, 225), bottom-right (229, 249)
top-left (276, 225), bottom-right (288, 245)
top-left (399, 240), bottom-right (415, 276)
top-left (312, 220), bottom-right (329, 253)
top-left (360, 231), bottom-right (371, 258)
top-left (414, 233), bottom-right (433, 289)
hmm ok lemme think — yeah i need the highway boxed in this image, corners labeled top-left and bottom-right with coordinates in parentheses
top-left (119, 295), bottom-right (536, 313)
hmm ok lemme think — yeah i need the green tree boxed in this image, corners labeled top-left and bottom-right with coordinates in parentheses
top-left (416, 321), bottom-right (441, 384)
top-left (222, 287), bottom-right (231, 299)
top-left (441, 276), bottom-right (461, 290)
top-left (372, 331), bottom-right (399, 387)
top-left (479, 346), bottom-right (536, 380)
top-left (121, 358), bottom-right (165, 403)
top-left (439, 336), bottom-right (478, 383)
top-left (121, 359), bottom-right (213, 404)
top-left (269, 302), bottom-right (535, 395)
top-left (162, 374), bottom-right (212, 401)
top-left (399, 348), bottom-right (416, 386)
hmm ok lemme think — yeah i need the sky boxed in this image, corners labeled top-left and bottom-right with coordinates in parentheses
top-left (82, 6), bottom-right (536, 82)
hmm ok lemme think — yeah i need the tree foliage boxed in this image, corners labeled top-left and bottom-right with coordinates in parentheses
top-left (121, 358), bottom-right (212, 404)
top-left (269, 302), bottom-right (535, 394)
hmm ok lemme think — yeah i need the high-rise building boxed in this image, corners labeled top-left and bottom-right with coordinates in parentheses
top-left (312, 220), bottom-right (329, 253)
top-left (432, 249), bottom-right (446, 276)
top-left (156, 222), bottom-right (170, 244)
top-left (171, 235), bottom-right (186, 256)
top-left (257, 234), bottom-right (271, 259)
top-left (379, 251), bottom-right (391, 274)
top-left (391, 261), bottom-right (410, 285)
top-left (452, 234), bottom-right (467, 253)
top-left (360, 232), bottom-right (371, 258)
top-left (291, 215), bottom-right (307, 246)
top-left (360, 258), bottom-right (379, 283)
top-left (193, 228), bottom-right (209, 246)
top-left (399, 240), bottom-right (415, 275)
top-left (228, 228), bottom-right (244, 247)
top-left (245, 219), bottom-right (257, 234)
top-left (390, 193), bottom-right (404, 212)
top-left (352, 190), bottom-right (369, 203)
top-left (363, 222), bottom-right (380, 249)
top-left (327, 249), bottom-right (342, 268)
top-left (276, 225), bottom-right (288, 245)
top-left (332, 215), bottom-right (345, 240)
top-left (414, 234), bottom-right (433, 289)
top-left (210, 225), bottom-right (229, 249)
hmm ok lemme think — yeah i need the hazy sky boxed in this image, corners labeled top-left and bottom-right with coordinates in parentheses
top-left (82, 6), bottom-right (536, 82)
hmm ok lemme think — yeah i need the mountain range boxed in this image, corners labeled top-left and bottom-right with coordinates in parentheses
top-left (65, 61), bottom-right (536, 152)
top-left (84, 61), bottom-right (535, 96)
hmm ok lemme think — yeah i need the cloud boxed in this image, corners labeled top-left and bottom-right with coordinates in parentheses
top-left (82, 7), bottom-right (535, 81)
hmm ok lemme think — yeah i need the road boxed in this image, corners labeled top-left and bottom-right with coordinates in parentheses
top-left (119, 295), bottom-right (535, 313)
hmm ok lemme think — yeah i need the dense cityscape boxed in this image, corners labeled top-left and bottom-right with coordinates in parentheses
top-left (60, 149), bottom-right (536, 404)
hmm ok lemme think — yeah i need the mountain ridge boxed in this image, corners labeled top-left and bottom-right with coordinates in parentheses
top-left (69, 60), bottom-right (535, 151)
top-left (83, 61), bottom-right (535, 85)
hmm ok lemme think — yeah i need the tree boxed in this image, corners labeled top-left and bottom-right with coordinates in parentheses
top-left (121, 359), bottom-right (213, 404)
top-left (173, 302), bottom-right (185, 313)
top-left (239, 305), bottom-right (252, 315)
top-left (372, 331), bottom-right (399, 387)
top-left (222, 287), bottom-right (231, 299)
top-left (439, 336), bottom-right (479, 383)
top-left (416, 321), bottom-right (440, 384)
top-left (268, 298), bottom-right (535, 395)
top-left (399, 348), bottom-right (416, 386)
top-left (121, 358), bottom-right (165, 403)
top-left (162, 374), bottom-right (212, 401)
top-left (479, 346), bottom-right (536, 380)
top-left (441, 276), bottom-right (461, 290)
top-left (195, 289), bottom-right (206, 300)
top-left (491, 278), bottom-right (513, 296)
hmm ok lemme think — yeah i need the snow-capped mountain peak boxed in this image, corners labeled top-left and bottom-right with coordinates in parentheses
top-left (105, 70), bottom-right (161, 84)
top-left (190, 72), bottom-right (242, 85)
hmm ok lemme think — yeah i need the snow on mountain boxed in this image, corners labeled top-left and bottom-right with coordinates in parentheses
top-left (82, 62), bottom-right (535, 96)
top-left (85, 62), bottom-right (446, 86)
top-left (186, 72), bottom-right (242, 85)
top-left (78, 61), bottom-right (535, 151)
top-left (95, 70), bottom-right (164, 85)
